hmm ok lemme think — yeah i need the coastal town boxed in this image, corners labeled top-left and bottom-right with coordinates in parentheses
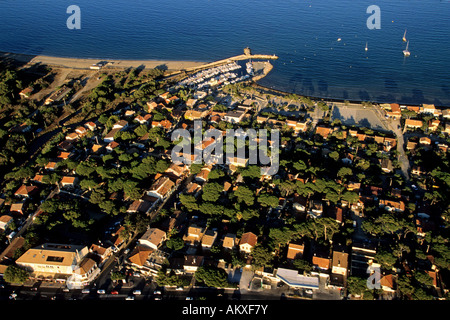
top-left (0, 49), bottom-right (449, 302)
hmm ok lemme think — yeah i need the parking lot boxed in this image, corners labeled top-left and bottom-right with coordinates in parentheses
top-left (331, 103), bottom-right (389, 131)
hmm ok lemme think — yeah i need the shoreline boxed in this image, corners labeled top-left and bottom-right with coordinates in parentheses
top-left (1, 51), bottom-right (446, 108)
top-left (0, 51), bottom-right (209, 71)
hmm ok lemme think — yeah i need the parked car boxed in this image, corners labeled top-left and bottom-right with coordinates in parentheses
top-left (153, 290), bottom-right (162, 295)
top-left (133, 290), bottom-right (141, 295)
top-left (126, 296), bottom-right (135, 300)
top-left (81, 289), bottom-right (90, 294)
top-left (111, 290), bottom-right (119, 295)
top-left (97, 289), bottom-right (106, 294)
top-left (176, 287), bottom-right (184, 291)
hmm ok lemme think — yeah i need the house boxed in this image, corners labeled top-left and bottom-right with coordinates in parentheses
top-left (356, 133), bottom-right (366, 142)
top-left (124, 110), bottom-right (136, 117)
top-left (165, 163), bottom-right (188, 180)
top-left (421, 104), bottom-right (439, 116)
top-left (222, 233), bottom-right (237, 251)
top-left (1, 236), bottom-right (25, 261)
top-left (104, 128), bottom-right (120, 143)
top-left (89, 244), bottom-right (113, 265)
top-left (186, 98), bottom-right (198, 108)
top-left (0, 215), bottom-right (13, 231)
top-left (184, 182), bottom-right (202, 198)
top-left (65, 132), bottom-right (79, 141)
top-left (223, 108), bottom-right (247, 124)
top-left (127, 199), bottom-right (154, 214)
top-left (91, 144), bottom-right (104, 154)
top-left (380, 158), bottom-right (393, 173)
top-left (331, 251), bottom-right (348, 277)
top-left (386, 103), bottom-right (401, 119)
top-left (183, 255), bottom-right (204, 273)
top-left (438, 143), bottom-right (448, 152)
top-left (374, 135), bottom-right (385, 144)
top-left (10, 202), bottom-right (27, 215)
top-left (194, 137), bottom-right (216, 153)
top-left (380, 274), bottom-right (395, 292)
top-left (379, 199), bottom-right (405, 212)
top-left (383, 138), bottom-right (397, 151)
top-left (67, 257), bottom-right (99, 289)
top-left (312, 254), bottom-right (331, 272)
top-left (327, 206), bottom-right (344, 224)
top-left (19, 87), bottom-right (33, 99)
top-left (194, 91), bottom-right (207, 100)
top-left (330, 251), bottom-right (349, 287)
top-left (201, 230), bottom-right (218, 250)
top-left (419, 137), bottom-right (431, 145)
top-left (151, 119), bottom-right (172, 131)
top-left (315, 126), bottom-right (332, 139)
top-left (84, 122), bottom-right (97, 131)
top-left (57, 140), bottom-right (73, 153)
top-left (428, 119), bottom-right (440, 131)
top-left (163, 211), bottom-right (188, 234)
top-left (174, 151), bottom-right (201, 165)
top-left (256, 116), bottom-right (269, 124)
top-left (292, 194), bottom-right (307, 212)
top-left (60, 176), bottom-right (78, 189)
top-left (347, 181), bottom-right (361, 192)
top-left (113, 120), bottom-right (129, 130)
top-left (15, 243), bottom-right (93, 284)
top-left (286, 120), bottom-right (309, 134)
top-left (31, 174), bottom-right (45, 184)
top-left (406, 105), bottom-right (420, 113)
top-left (57, 151), bottom-right (72, 160)
top-left (185, 105), bottom-right (211, 120)
top-left (183, 224), bottom-right (205, 247)
top-left (406, 141), bottom-right (417, 151)
top-left (425, 270), bottom-right (439, 288)
top-left (239, 232), bottom-right (258, 254)
top-left (147, 176), bottom-right (175, 200)
top-left (75, 126), bottom-right (88, 136)
top-left (226, 156), bottom-right (249, 168)
top-left (411, 165), bottom-right (425, 176)
top-left (195, 165), bottom-right (212, 182)
top-left (14, 185), bottom-right (38, 198)
top-left (106, 141), bottom-right (119, 152)
top-left (442, 109), bottom-right (450, 120)
top-left (110, 226), bottom-right (126, 249)
top-left (308, 200), bottom-right (323, 218)
top-left (45, 86), bottom-right (72, 105)
top-left (135, 114), bottom-right (152, 125)
top-left (287, 243), bottom-right (305, 260)
top-left (138, 228), bottom-right (167, 250)
top-left (146, 101), bottom-right (158, 112)
top-left (404, 119), bottom-right (423, 129)
top-left (128, 245), bottom-right (154, 270)
top-left (444, 123), bottom-right (450, 135)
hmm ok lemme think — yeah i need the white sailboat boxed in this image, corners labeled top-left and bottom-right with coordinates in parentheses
top-left (402, 29), bottom-right (407, 42)
top-left (403, 41), bottom-right (410, 57)
top-left (365, 42), bottom-right (368, 52)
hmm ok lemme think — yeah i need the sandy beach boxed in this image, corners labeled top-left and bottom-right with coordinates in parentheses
top-left (0, 51), bottom-right (208, 71)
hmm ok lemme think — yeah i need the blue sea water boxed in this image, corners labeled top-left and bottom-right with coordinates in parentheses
top-left (0, 0), bottom-right (449, 105)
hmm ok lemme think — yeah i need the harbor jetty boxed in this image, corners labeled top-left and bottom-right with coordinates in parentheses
top-left (182, 47), bottom-right (278, 73)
